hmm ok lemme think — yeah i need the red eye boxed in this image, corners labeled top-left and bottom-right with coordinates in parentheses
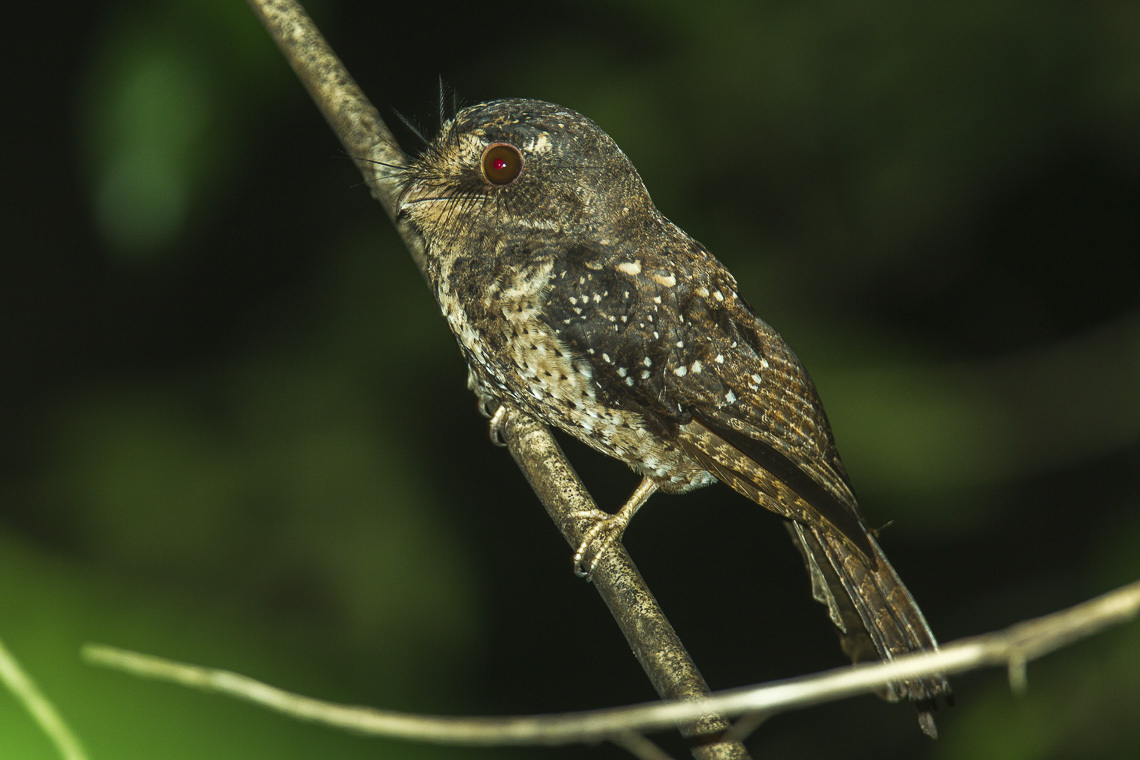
top-left (481, 143), bottom-right (523, 185)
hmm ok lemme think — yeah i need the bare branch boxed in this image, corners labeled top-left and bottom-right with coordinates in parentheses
top-left (243, 0), bottom-right (421, 266)
top-left (244, 0), bottom-right (749, 757)
top-left (0, 638), bottom-right (89, 760)
top-left (612, 732), bottom-right (680, 760)
top-left (83, 578), bottom-right (1140, 749)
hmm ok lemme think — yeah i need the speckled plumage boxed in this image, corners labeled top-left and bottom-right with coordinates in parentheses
top-left (396, 99), bottom-right (950, 733)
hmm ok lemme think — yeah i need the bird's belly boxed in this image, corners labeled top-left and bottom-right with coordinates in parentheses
top-left (500, 365), bottom-right (718, 494)
top-left (557, 406), bottom-right (719, 493)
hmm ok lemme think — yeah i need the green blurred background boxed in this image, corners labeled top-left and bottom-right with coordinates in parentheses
top-left (3, 0), bottom-right (1139, 758)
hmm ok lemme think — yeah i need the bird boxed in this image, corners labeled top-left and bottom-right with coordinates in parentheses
top-left (394, 98), bottom-right (951, 736)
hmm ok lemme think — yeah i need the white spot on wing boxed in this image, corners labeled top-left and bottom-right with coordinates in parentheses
top-left (616, 261), bottom-right (642, 275)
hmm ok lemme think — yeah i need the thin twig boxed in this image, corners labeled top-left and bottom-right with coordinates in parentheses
top-left (612, 731), bottom-right (680, 760)
top-left (83, 578), bottom-right (1140, 749)
top-left (244, 1), bottom-right (748, 757)
top-left (0, 638), bottom-right (89, 760)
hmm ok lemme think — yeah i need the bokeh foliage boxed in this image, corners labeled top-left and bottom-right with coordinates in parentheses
top-left (3, 0), bottom-right (1139, 758)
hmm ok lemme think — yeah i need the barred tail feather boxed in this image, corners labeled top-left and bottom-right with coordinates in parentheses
top-left (787, 522), bottom-right (952, 737)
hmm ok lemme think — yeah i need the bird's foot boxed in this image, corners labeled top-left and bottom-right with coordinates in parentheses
top-left (571, 509), bottom-right (631, 579)
top-left (486, 404), bottom-right (514, 447)
top-left (570, 478), bottom-right (659, 580)
top-left (468, 370), bottom-right (512, 446)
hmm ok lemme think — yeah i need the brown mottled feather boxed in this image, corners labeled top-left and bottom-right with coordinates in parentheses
top-left (397, 98), bottom-right (951, 734)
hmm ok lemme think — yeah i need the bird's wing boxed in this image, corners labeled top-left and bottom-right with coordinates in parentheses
top-left (538, 238), bottom-right (872, 559)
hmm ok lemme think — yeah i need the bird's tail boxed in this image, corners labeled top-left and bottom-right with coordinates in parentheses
top-left (787, 521), bottom-right (952, 737)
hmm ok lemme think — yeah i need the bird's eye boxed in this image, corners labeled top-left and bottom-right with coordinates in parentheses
top-left (481, 143), bottom-right (523, 185)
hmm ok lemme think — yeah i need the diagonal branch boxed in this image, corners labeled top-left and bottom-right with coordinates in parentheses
top-left (244, 0), bottom-right (418, 264)
top-left (0, 638), bottom-right (89, 760)
top-left (244, 0), bottom-right (748, 757)
top-left (82, 578), bottom-right (1140, 750)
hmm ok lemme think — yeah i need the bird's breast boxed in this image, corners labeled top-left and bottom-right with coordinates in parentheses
top-left (438, 253), bottom-right (714, 492)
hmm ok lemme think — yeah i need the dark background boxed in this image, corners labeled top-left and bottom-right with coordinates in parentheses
top-left (3, 1), bottom-right (1139, 758)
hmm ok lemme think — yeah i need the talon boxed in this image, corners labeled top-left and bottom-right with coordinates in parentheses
top-left (477, 397), bottom-right (498, 420)
top-left (573, 516), bottom-right (625, 578)
top-left (488, 404), bottom-right (511, 447)
top-left (468, 368), bottom-right (499, 420)
top-left (569, 479), bottom-right (659, 580)
top-left (572, 511), bottom-right (621, 579)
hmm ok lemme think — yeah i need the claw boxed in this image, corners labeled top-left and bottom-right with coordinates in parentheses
top-left (570, 478), bottom-right (659, 580)
top-left (477, 397), bottom-right (498, 420)
top-left (468, 369), bottom-right (499, 420)
top-left (572, 511), bottom-right (626, 579)
top-left (466, 368), bottom-right (510, 445)
top-left (488, 404), bottom-right (511, 447)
